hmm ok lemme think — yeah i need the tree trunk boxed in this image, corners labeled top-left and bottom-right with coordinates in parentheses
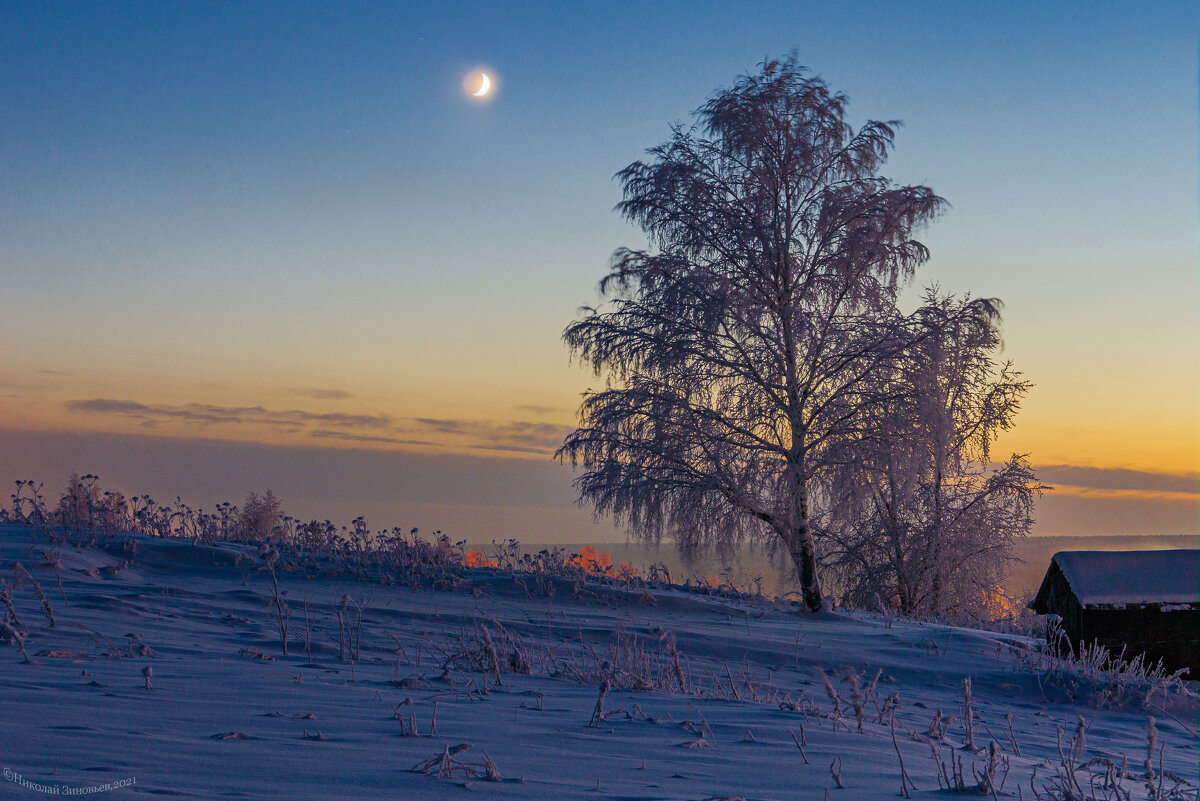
top-left (785, 522), bottom-right (824, 612)
top-left (780, 442), bottom-right (824, 612)
top-left (929, 437), bottom-right (945, 616)
top-left (782, 477), bottom-right (823, 612)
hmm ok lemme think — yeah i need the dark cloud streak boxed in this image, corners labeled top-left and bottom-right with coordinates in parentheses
top-left (286, 387), bottom-right (355, 400)
top-left (409, 418), bottom-right (572, 451)
top-left (311, 430), bottom-right (435, 446)
top-left (1034, 464), bottom-right (1197, 495)
top-left (67, 398), bottom-right (574, 454)
top-left (67, 398), bottom-right (391, 429)
top-left (513, 404), bottom-right (561, 416)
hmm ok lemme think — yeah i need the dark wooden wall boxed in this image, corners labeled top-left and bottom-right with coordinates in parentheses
top-left (1080, 608), bottom-right (1200, 678)
top-left (1038, 565), bottom-right (1084, 654)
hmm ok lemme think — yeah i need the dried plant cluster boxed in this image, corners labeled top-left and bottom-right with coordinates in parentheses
top-left (2, 477), bottom-right (670, 594)
top-left (435, 617), bottom-right (692, 699)
top-left (1014, 621), bottom-right (1193, 710)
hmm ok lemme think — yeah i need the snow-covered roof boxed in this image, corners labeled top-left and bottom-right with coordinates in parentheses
top-left (1048, 550), bottom-right (1199, 608)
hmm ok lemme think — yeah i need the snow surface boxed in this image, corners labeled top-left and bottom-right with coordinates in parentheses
top-left (0, 524), bottom-right (1195, 800)
top-left (1051, 550), bottom-right (1200, 607)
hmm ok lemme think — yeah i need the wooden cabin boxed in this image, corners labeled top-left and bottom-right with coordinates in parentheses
top-left (1029, 550), bottom-right (1200, 677)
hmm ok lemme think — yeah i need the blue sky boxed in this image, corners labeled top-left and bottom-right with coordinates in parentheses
top-left (0, 1), bottom-right (1196, 540)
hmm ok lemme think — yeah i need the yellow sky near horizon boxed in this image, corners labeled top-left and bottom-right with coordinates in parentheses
top-left (8, 252), bottom-right (1195, 477)
top-left (2, 337), bottom-right (1196, 479)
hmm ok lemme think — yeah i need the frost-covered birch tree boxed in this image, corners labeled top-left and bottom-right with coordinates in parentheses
top-left (819, 291), bottom-right (1045, 618)
top-left (557, 56), bottom-right (943, 611)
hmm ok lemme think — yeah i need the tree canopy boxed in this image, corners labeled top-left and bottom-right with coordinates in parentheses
top-left (559, 56), bottom-right (1038, 613)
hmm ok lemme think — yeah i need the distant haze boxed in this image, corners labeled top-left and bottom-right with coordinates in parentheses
top-left (1, 428), bottom-right (1194, 550)
top-left (549, 535), bottom-right (1199, 602)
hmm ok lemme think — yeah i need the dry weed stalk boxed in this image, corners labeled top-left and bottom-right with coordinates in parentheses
top-left (1142, 717), bottom-right (1156, 788)
top-left (409, 744), bottom-right (501, 782)
top-left (69, 621), bottom-right (125, 657)
top-left (12, 563), bottom-right (54, 627)
top-left (877, 691), bottom-right (899, 725)
top-left (817, 668), bottom-right (842, 721)
top-left (395, 705), bottom-right (420, 737)
top-left (974, 740), bottom-right (1007, 796)
top-left (0, 580), bottom-right (24, 633)
top-left (1031, 720), bottom-right (1186, 801)
top-left (266, 565), bottom-right (289, 656)
top-left (1005, 713), bottom-right (1022, 757)
top-left (931, 744), bottom-right (969, 792)
top-left (724, 663), bottom-right (741, 700)
top-left (788, 728), bottom-right (810, 764)
top-left (0, 619), bottom-right (32, 662)
top-left (888, 705), bottom-right (915, 798)
top-left (962, 677), bottom-right (976, 751)
top-left (829, 756), bottom-right (844, 789)
top-left (440, 618), bottom-right (531, 684)
top-left (927, 709), bottom-right (947, 741)
top-left (668, 633), bottom-right (687, 693)
top-left (1135, 718), bottom-right (1195, 801)
top-left (1071, 716), bottom-right (1087, 765)
top-left (301, 598), bottom-right (313, 661)
top-left (335, 594), bottom-right (370, 662)
top-left (815, 667), bottom-right (860, 733)
top-left (543, 625), bottom-right (690, 694)
top-left (1050, 725), bottom-right (1086, 800)
top-left (588, 679), bottom-right (611, 728)
top-left (33, 547), bottom-right (62, 568)
top-left (846, 667), bottom-right (882, 732)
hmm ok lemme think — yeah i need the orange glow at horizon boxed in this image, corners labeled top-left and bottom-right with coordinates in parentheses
top-left (2, 346), bottom-right (1197, 474)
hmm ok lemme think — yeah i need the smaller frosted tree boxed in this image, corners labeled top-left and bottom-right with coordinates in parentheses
top-left (240, 490), bottom-right (284, 542)
top-left (56, 473), bottom-right (101, 531)
top-left (819, 291), bottom-right (1045, 619)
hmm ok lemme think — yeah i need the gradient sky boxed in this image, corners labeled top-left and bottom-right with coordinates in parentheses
top-left (1, 1), bottom-right (1197, 543)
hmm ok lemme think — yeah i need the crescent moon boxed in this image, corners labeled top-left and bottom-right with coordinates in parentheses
top-left (473, 73), bottom-right (491, 97)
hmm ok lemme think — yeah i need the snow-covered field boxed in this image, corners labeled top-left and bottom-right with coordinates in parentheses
top-left (0, 523), bottom-right (1195, 800)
